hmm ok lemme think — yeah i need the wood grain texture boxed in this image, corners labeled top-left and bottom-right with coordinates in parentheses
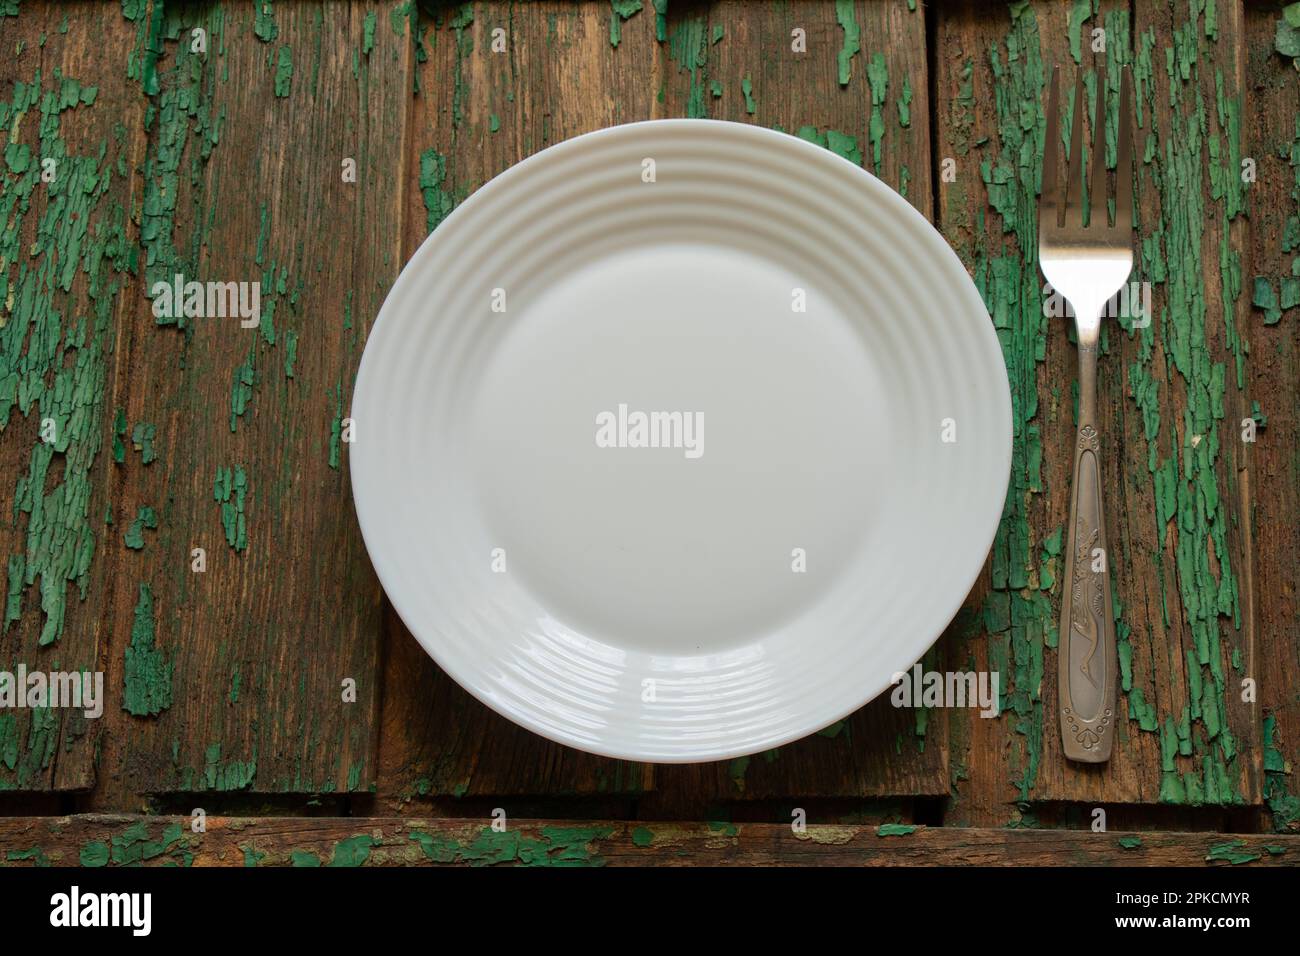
top-left (83, 0), bottom-right (409, 800)
top-left (0, 813), bottom-right (1295, 866)
top-left (1242, 4), bottom-right (1300, 836)
top-left (0, 3), bottom-right (150, 791)
top-left (936, 0), bottom-right (1260, 820)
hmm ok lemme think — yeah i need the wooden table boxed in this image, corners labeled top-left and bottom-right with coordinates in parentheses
top-left (0, 0), bottom-right (1297, 866)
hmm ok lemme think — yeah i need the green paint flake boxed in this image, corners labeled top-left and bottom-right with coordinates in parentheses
top-left (418, 148), bottom-right (454, 233)
top-left (254, 1), bottom-right (277, 43)
top-left (1263, 714), bottom-right (1300, 831)
top-left (213, 465), bottom-right (248, 552)
top-left (1252, 276), bottom-right (1281, 324)
top-left (242, 845), bottom-right (266, 867)
top-left (130, 422), bottom-right (157, 463)
top-left (112, 407), bottom-right (127, 463)
top-left (897, 77), bottom-right (912, 129)
top-left (6, 845), bottom-right (50, 865)
top-left (123, 506), bottom-right (158, 550)
top-left (1278, 8), bottom-right (1300, 58)
top-left (1067, 0), bottom-right (1095, 65)
top-left (631, 826), bottom-right (654, 847)
top-left (652, 0), bottom-right (667, 42)
top-left (834, 0), bottom-right (860, 87)
top-left (327, 835), bottom-right (375, 867)
top-left (877, 824), bottom-right (917, 837)
top-left (741, 76), bottom-right (756, 115)
top-left (797, 126), bottom-right (863, 167)
top-left (408, 825), bottom-right (615, 867)
top-left (290, 849), bottom-right (321, 867)
top-left (1118, 835), bottom-right (1143, 849)
top-left (123, 583), bottom-right (172, 717)
top-left (273, 46), bottom-right (292, 98)
top-left (667, 13), bottom-right (710, 119)
top-left (362, 10), bottom-right (377, 55)
top-left (609, 0), bottom-right (642, 49)
top-left (230, 355), bottom-right (255, 431)
top-left (79, 841), bottom-right (110, 867)
top-left (1205, 840), bottom-right (1260, 865)
top-left (865, 53), bottom-right (888, 174)
top-left (202, 741), bottom-right (257, 790)
top-left (283, 329), bottom-right (298, 378)
top-left (328, 381), bottom-right (345, 470)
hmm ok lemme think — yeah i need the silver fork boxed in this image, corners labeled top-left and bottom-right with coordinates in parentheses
top-left (1039, 65), bottom-right (1134, 764)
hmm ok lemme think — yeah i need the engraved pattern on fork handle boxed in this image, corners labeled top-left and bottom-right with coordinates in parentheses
top-left (1059, 347), bottom-right (1117, 763)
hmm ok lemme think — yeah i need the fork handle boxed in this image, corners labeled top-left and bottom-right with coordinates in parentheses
top-left (1059, 340), bottom-right (1117, 763)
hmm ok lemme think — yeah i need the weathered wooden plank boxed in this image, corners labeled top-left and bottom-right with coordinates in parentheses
top-left (376, 2), bottom-right (657, 802)
top-left (1242, 5), bottom-right (1300, 836)
top-left (376, 0), bottom-right (944, 803)
top-left (87, 1), bottom-right (408, 800)
top-left (0, 2), bottom-right (150, 791)
top-left (0, 813), bottom-right (1295, 866)
top-left (936, 0), bottom-right (1259, 820)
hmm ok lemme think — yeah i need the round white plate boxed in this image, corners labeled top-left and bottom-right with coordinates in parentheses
top-left (352, 119), bottom-right (1011, 763)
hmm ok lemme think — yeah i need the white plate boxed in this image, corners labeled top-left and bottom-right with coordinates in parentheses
top-left (352, 120), bottom-right (1011, 763)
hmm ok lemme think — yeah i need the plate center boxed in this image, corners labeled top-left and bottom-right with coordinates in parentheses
top-left (469, 242), bottom-right (889, 655)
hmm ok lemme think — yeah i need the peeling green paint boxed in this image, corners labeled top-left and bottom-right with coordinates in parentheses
top-left (796, 126), bottom-right (862, 167)
top-left (741, 75), bottom-right (756, 115)
top-left (327, 834), bottom-right (375, 867)
top-left (652, 0), bottom-right (667, 43)
top-left (1264, 713), bottom-right (1299, 831)
top-left (1, 64), bottom-right (131, 655)
top-left (213, 465), bottom-right (248, 552)
top-left (254, 1), bottom-right (277, 43)
top-left (362, 10), bottom-right (377, 56)
top-left (877, 823), bottom-right (917, 837)
top-left (969, 2), bottom-right (1051, 801)
top-left (835, 0), bottom-right (860, 88)
top-left (1205, 839), bottom-right (1259, 865)
top-left (123, 582), bottom-right (172, 716)
top-left (667, 12), bottom-right (710, 119)
top-left (609, 0), bottom-right (641, 48)
top-left (112, 407), bottom-right (128, 463)
top-left (865, 52), bottom-right (888, 174)
top-left (79, 821), bottom-right (186, 867)
top-left (202, 741), bottom-right (257, 790)
top-left (408, 825), bottom-right (615, 866)
top-left (131, 421), bottom-right (156, 463)
top-left (418, 148), bottom-right (453, 233)
top-left (273, 46), bottom-right (292, 98)
top-left (123, 506), bottom-right (158, 550)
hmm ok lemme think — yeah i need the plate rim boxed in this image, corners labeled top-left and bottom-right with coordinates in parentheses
top-left (351, 118), bottom-right (1014, 764)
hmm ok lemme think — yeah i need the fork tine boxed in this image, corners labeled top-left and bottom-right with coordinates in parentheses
top-left (1039, 66), bottom-right (1060, 234)
top-left (1088, 70), bottom-right (1107, 227)
top-left (1113, 68), bottom-right (1134, 235)
top-left (1064, 74), bottom-right (1086, 226)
